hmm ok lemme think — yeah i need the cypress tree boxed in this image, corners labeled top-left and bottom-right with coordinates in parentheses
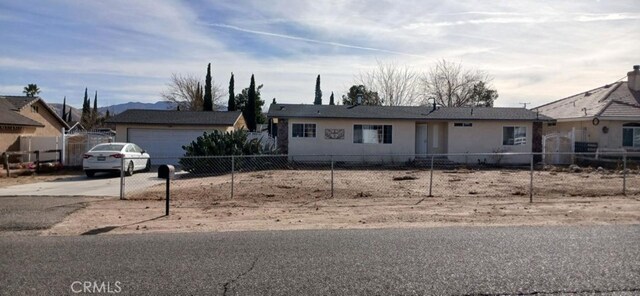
top-left (329, 92), bottom-right (335, 105)
top-left (227, 73), bottom-right (236, 111)
top-left (246, 74), bottom-right (257, 132)
top-left (81, 88), bottom-right (89, 127)
top-left (204, 63), bottom-right (213, 111)
top-left (92, 91), bottom-right (98, 127)
top-left (314, 75), bottom-right (322, 105)
top-left (61, 96), bottom-right (67, 121)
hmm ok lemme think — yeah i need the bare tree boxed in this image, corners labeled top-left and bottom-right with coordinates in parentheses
top-left (420, 59), bottom-right (498, 107)
top-left (161, 73), bottom-right (224, 111)
top-left (355, 60), bottom-right (421, 106)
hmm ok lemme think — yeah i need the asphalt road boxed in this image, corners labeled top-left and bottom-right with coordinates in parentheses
top-left (0, 172), bottom-right (162, 197)
top-left (0, 195), bottom-right (101, 232)
top-left (1, 225), bottom-right (638, 295)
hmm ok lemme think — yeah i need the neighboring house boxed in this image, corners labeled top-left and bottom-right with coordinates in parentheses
top-left (267, 103), bottom-right (552, 164)
top-left (534, 65), bottom-right (640, 154)
top-left (105, 109), bottom-right (246, 163)
top-left (0, 96), bottom-right (69, 153)
top-left (66, 121), bottom-right (85, 134)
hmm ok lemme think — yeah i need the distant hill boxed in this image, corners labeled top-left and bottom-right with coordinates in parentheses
top-left (48, 103), bottom-right (82, 122)
top-left (98, 101), bottom-right (177, 115)
top-left (49, 101), bottom-right (232, 121)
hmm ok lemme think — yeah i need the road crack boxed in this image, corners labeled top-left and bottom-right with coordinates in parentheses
top-left (222, 256), bottom-right (259, 296)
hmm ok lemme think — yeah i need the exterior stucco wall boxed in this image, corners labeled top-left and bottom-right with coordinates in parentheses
top-left (0, 127), bottom-right (24, 152)
top-left (17, 101), bottom-right (64, 137)
top-left (234, 115), bottom-right (247, 130)
top-left (1, 100), bottom-right (63, 153)
top-left (447, 120), bottom-right (533, 164)
top-left (114, 124), bottom-right (235, 142)
top-left (543, 119), bottom-right (640, 150)
top-left (286, 118), bottom-right (416, 163)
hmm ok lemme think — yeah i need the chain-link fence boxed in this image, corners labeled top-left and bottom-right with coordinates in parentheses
top-left (117, 152), bottom-right (640, 202)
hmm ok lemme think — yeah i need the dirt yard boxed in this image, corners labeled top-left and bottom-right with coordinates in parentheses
top-left (45, 169), bottom-right (640, 235)
top-left (0, 170), bottom-right (83, 188)
top-left (127, 168), bottom-right (640, 201)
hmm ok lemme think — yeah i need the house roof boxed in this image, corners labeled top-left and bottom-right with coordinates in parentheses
top-left (427, 107), bottom-right (553, 121)
top-left (105, 109), bottom-right (243, 126)
top-left (0, 98), bottom-right (45, 127)
top-left (533, 81), bottom-right (640, 120)
top-left (3, 96), bottom-right (38, 110)
top-left (0, 96), bottom-right (69, 129)
top-left (267, 104), bottom-right (552, 121)
top-left (268, 104), bottom-right (431, 120)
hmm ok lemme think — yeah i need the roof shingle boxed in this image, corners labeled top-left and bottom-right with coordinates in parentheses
top-left (534, 82), bottom-right (640, 119)
top-left (0, 97), bottom-right (46, 127)
top-left (105, 109), bottom-right (243, 126)
top-left (267, 104), bottom-right (551, 121)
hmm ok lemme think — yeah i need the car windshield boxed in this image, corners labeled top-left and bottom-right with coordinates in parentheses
top-left (89, 144), bottom-right (125, 152)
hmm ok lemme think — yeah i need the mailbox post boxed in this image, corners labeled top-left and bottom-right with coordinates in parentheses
top-left (158, 165), bottom-right (175, 215)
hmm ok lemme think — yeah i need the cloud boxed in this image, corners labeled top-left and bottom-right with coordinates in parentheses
top-left (0, 0), bottom-right (639, 108)
top-left (404, 12), bottom-right (640, 28)
top-left (207, 23), bottom-right (429, 58)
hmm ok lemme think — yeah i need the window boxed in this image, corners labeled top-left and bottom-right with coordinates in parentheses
top-left (31, 105), bottom-right (39, 113)
top-left (292, 123), bottom-right (316, 138)
top-left (354, 125), bottom-right (392, 144)
top-left (503, 126), bottom-right (527, 145)
top-left (622, 123), bottom-right (640, 147)
top-left (454, 122), bottom-right (472, 127)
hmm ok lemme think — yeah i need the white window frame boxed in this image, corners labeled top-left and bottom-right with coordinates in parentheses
top-left (353, 124), bottom-right (392, 144)
top-left (291, 123), bottom-right (316, 138)
top-left (503, 126), bottom-right (527, 146)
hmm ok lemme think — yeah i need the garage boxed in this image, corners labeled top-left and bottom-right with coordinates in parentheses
top-left (127, 128), bottom-right (206, 165)
top-left (106, 109), bottom-right (246, 166)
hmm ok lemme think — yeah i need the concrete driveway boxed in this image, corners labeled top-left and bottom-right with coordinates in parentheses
top-left (0, 172), bottom-right (162, 197)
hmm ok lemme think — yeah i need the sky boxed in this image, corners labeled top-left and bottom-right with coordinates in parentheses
top-left (0, 0), bottom-right (639, 109)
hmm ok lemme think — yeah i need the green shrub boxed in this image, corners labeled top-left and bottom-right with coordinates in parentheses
top-left (179, 130), bottom-right (272, 174)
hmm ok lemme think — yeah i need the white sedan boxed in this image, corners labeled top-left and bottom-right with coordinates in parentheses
top-left (83, 142), bottom-right (150, 177)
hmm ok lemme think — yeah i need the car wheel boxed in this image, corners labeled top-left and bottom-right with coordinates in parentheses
top-left (85, 170), bottom-right (95, 178)
top-left (143, 159), bottom-right (151, 172)
top-left (125, 161), bottom-right (134, 176)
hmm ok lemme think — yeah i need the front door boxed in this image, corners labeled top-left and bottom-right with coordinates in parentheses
top-left (416, 124), bottom-right (428, 155)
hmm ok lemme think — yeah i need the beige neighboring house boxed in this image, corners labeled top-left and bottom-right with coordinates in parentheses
top-left (0, 96), bottom-right (69, 153)
top-left (105, 109), bottom-right (246, 164)
top-left (268, 103), bottom-right (552, 164)
top-left (534, 65), bottom-right (640, 157)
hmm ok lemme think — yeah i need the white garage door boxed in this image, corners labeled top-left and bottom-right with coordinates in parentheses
top-left (128, 128), bottom-right (206, 165)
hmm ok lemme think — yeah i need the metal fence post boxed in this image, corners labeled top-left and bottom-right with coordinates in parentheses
top-left (231, 155), bottom-right (235, 199)
top-left (428, 155), bottom-right (434, 197)
top-left (331, 156), bottom-right (334, 198)
top-left (119, 157), bottom-right (125, 200)
top-left (623, 153), bottom-right (627, 195)
top-left (35, 150), bottom-right (40, 173)
top-left (529, 153), bottom-right (534, 203)
top-left (165, 177), bottom-right (170, 216)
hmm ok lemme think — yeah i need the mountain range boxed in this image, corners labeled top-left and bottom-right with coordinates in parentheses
top-left (48, 101), bottom-right (177, 122)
